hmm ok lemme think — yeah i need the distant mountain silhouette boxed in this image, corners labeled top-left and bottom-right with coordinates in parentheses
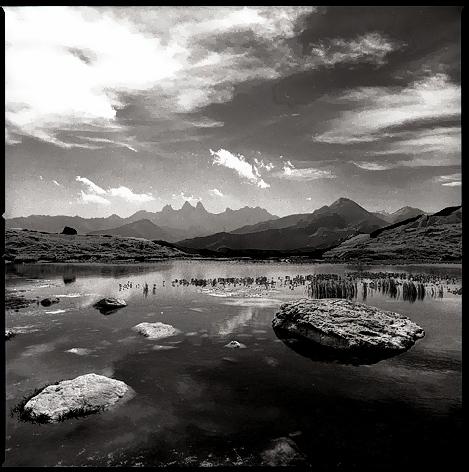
top-left (373, 206), bottom-right (426, 224)
top-left (178, 198), bottom-right (388, 252)
top-left (6, 202), bottom-right (278, 242)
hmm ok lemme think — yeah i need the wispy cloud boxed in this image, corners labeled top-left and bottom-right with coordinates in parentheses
top-left (436, 173), bottom-right (461, 187)
top-left (210, 148), bottom-right (270, 188)
top-left (76, 176), bottom-right (155, 203)
top-left (209, 188), bottom-right (224, 197)
top-left (352, 161), bottom-right (395, 171)
top-left (76, 176), bottom-right (107, 195)
top-left (313, 74), bottom-right (460, 146)
top-left (275, 160), bottom-right (336, 180)
top-left (309, 32), bottom-right (400, 67)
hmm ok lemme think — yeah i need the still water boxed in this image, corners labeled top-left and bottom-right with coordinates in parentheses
top-left (4, 261), bottom-right (462, 467)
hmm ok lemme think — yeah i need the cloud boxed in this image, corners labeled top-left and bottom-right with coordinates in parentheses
top-left (172, 192), bottom-right (201, 204)
top-left (309, 32), bottom-right (400, 67)
top-left (436, 173), bottom-right (461, 187)
top-left (275, 160), bottom-right (336, 180)
top-left (76, 176), bottom-right (107, 195)
top-left (190, 118), bottom-right (224, 128)
top-left (76, 176), bottom-right (154, 203)
top-left (76, 136), bottom-right (138, 152)
top-left (353, 162), bottom-right (395, 171)
top-left (209, 188), bottom-right (224, 197)
top-left (79, 191), bottom-right (111, 205)
top-left (5, 7), bottom-right (402, 150)
top-left (313, 74), bottom-right (460, 145)
top-left (210, 148), bottom-right (270, 188)
top-left (108, 186), bottom-right (155, 202)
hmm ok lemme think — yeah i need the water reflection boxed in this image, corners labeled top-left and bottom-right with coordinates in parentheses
top-left (63, 275), bottom-right (76, 285)
top-left (273, 328), bottom-right (405, 366)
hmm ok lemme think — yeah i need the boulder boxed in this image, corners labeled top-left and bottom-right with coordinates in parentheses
top-left (261, 437), bottom-right (306, 466)
top-left (224, 340), bottom-right (247, 349)
top-left (61, 226), bottom-right (77, 235)
top-left (40, 297), bottom-right (60, 307)
top-left (93, 298), bottom-right (127, 315)
top-left (133, 322), bottom-right (180, 340)
top-left (21, 373), bottom-right (134, 423)
top-left (273, 299), bottom-right (424, 364)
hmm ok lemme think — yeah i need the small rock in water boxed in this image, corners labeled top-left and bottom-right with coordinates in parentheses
top-left (224, 341), bottom-right (247, 349)
top-left (40, 297), bottom-right (60, 307)
top-left (152, 345), bottom-right (177, 351)
top-left (261, 437), bottom-right (306, 466)
top-left (93, 298), bottom-right (127, 315)
top-left (65, 348), bottom-right (92, 356)
top-left (133, 322), bottom-right (180, 340)
top-left (21, 373), bottom-right (134, 423)
top-left (5, 329), bottom-right (16, 340)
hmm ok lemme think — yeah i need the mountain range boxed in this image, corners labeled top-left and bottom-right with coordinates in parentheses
top-left (6, 202), bottom-right (278, 242)
top-left (6, 199), bottom-right (432, 254)
top-left (177, 198), bottom-right (392, 252)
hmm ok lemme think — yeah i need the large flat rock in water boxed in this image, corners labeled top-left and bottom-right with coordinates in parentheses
top-left (23, 373), bottom-right (133, 423)
top-left (273, 299), bottom-right (424, 361)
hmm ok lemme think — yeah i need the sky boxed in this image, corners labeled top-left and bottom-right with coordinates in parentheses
top-left (5, 6), bottom-right (461, 218)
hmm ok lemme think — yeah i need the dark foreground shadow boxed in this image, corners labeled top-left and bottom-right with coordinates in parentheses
top-left (273, 328), bottom-right (404, 366)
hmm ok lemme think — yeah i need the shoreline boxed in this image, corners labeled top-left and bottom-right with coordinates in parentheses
top-left (5, 258), bottom-right (462, 266)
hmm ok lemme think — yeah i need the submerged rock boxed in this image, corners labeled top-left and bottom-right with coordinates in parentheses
top-left (224, 340), bottom-right (247, 349)
top-left (65, 348), bottom-right (93, 356)
top-left (133, 322), bottom-right (180, 340)
top-left (40, 297), bottom-right (60, 307)
top-left (21, 373), bottom-right (133, 423)
top-left (93, 298), bottom-right (127, 315)
top-left (261, 437), bottom-right (306, 466)
top-left (273, 299), bottom-right (424, 364)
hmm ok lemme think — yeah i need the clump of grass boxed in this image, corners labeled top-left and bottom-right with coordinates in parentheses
top-left (10, 384), bottom-right (52, 423)
top-left (57, 405), bottom-right (106, 422)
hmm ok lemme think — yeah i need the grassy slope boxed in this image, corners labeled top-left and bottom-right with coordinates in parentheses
top-left (323, 208), bottom-right (462, 263)
top-left (5, 229), bottom-right (188, 263)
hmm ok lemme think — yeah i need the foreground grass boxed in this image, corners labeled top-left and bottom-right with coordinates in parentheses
top-left (5, 229), bottom-right (188, 263)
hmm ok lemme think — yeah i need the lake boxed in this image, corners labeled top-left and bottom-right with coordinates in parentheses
top-left (4, 261), bottom-right (462, 468)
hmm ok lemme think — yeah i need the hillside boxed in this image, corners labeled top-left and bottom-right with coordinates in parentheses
top-left (178, 198), bottom-right (387, 252)
top-left (5, 229), bottom-right (188, 264)
top-left (323, 206), bottom-right (462, 262)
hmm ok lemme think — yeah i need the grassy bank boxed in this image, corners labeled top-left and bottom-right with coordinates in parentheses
top-left (5, 229), bottom-right (188, 264)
